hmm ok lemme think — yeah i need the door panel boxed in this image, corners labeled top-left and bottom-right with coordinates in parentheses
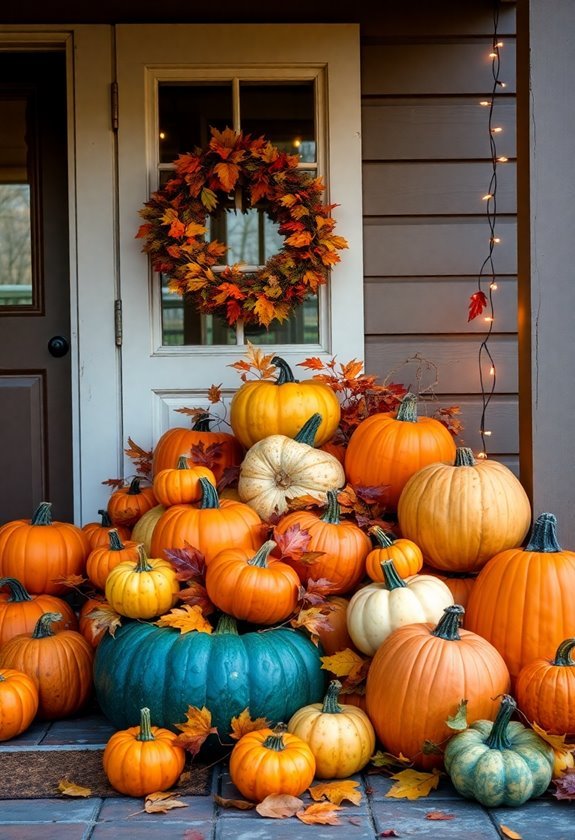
top-left (0, 51), bottom-right (71, 523)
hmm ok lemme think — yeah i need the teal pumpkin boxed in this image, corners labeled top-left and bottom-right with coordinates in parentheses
top-left (93, 614), bottom-right (325, 750)
top-left (444, 695), bottom-right (554, 807)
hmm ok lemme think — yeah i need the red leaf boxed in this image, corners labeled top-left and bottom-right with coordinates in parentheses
top-left (163, 544), bottom-right (207, 581)
top-left (273, 523), bottom-right (312, 560)
top-left (468, 290), bottom-right (488, 321)
top-left (553, 768), bottom-right (575, 800)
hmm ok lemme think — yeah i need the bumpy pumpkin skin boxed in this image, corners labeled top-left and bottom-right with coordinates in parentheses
top-left (0, 668), bottom-right (39, 741)
top-left (515, 638), bottom-right (575, 735)
top-left (93, 616), bottom-right (325, 750)
top-left (444, 696), bottom-right (554, 807)
top-left (365, 605), bottom-right (511, 769)
top-left (230, 356), bottom-right (341, 450)
top-left (397, 447), bottom-right (532, 573)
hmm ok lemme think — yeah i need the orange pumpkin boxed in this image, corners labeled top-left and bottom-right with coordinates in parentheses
top-left (516, 638), bottom-right (575, 735)
top-left (0, 577), bottom-right (78, 644)
top-left (152, 456), bottom-right (216, 507)
top-left (273, 490), bottom-right (371, 595)
top-left (107, 478), bottom-right (157, 529)
top-left (82, 509), bottom-right (131, 550)
top-left (422, 567), bottom-right (477, 613)
top-left (365, 605), bottom-right (511, 769)
top-left (205, 540), bottom-right (300, 625)
top-left (103, 706), bottom-right (186, 797)
top-left (365, 527), bottom-right (423, 580)
top-left (151, 478), bottom-right (263, 565)
top-left (0, 668), bottom-right (39, 741)
top-left (0, 612), bottom-right (94, 720)
top-left (78, 594), bottom-right (112, 649)
top-left (466, 513), bottom-right (575, 686)
top-left (315, 595), bottom-right (355, 656)
top-left (86, 529), bottom-right (141, 592)
top-left (344, 392), bottom-right (456, 511)
top-left (0, 502), bottom-right (89, 595)
top-left (152, 412), bottom-right (244, 484)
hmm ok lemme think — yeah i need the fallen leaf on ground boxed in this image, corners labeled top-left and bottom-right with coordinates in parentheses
top-left (144, 791), bottom-right (188, 813)
top-left (553, 767), bottom-right (575, 800)
top-left (500, 826), bottom-right (523, 839)
top-left (296, 801), bottom-right (343, 824)
top-left (229, 707), bottom-right (269, 740)
top-left (386, 768), bottom-right (442, 800)
top-left (309, 779), bottom-right (362, 806)
top-left (256, 794), bottom-right (304, 818)
top-left (380, 831), bottom-right (400, 838)
top-left (426, 810), bottom-right (455, 820)
top-left (213, 794), bottom-right (255, 810)
top-left (370, 750), bottom-right (411, 769)
top-left (57, 779), bottom-right (91, 797)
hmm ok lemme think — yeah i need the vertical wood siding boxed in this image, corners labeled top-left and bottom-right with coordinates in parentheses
top-left (360, 2), bottom-right (518, 470)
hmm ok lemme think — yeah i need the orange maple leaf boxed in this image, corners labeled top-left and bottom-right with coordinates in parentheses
top-left (214, 161), bottom-right (240, 192)
top-left (154, 605), bottom-right (213, 634)
top-left (296, 802), bottom-right (342, 825)
top-left (143, 792), bottom-right (188, 813)
top-left (253, 295), bottom-right (276, 328)
top-left (85, 605), bottom-right (122, 638)
top-left (229, 708), bottom-right (270, 741)
top-left (298, 356), bottom-right (326, 371)
top-left (174, 706), bottom-right (218, 756)
top-left (207, 383), bottom-right (222, 404)
top-left (308, 780), bottom-right (362, 806)
top-left (290, 606), bottom-right (334, 644)
top-left (285, 231), bottom-right (313, 248)
top-left (320, 648), bottom-right (368, 680)
top-left (273, 523), bottom-right (312, 560)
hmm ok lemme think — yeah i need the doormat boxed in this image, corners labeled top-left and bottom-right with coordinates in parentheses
top-left (0, 749), bottom-right (212, 799)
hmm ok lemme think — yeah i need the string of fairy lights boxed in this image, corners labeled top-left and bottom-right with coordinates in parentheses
top-left (472, 0), bottom-right (508, 459)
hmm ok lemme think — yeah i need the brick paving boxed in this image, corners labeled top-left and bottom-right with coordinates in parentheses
top-left (0, 710), bottom-right (573, 840)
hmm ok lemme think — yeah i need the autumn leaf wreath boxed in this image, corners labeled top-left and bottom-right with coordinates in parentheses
top-left (136, 127), bottom-right (348, 329)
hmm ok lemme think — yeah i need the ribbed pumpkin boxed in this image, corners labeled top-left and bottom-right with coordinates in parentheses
top-left (205, 540), bottom-right (300, 625)
top-left (152, 412), bottom-right (244, 484)
top-left (82, 509), bottom-right (131, 550)
top-left (238, 414), bottom-right (345, 522)
top-left (93, 614), bottom-right (325, 747)
top-left (516, 638), bottom-right (575, 735)
top-left (229, 723), bottom-right (316, 801)
top-left (444, 695), bottom-right (554, 807)
top-left (86, 529), bottom-right (141, 592)
top-left (465, 513), bottom-right (575, 685)
top-left (103, 706), bottom-right (186, 797)
top-left (273, 489), bottom-right (370, 594)
top-left (421, 568), bottom-right (478, 614)
top-left (230, 355), bottom-right (341, 449)
top-left (130, 504), bottom-right (166, 555)
top-left (105, 545), bottom-right (180, 620)
top-left (0, 577), bottom-right (78, 644)
top-left (287, 679), bottom-right (375, 778)
top-left (0, 668), bottom-right (39, 741)
top-left (365, 605), bottom-right (511, 769)
top-left (151, 478), bottom-right (263, 564)
top-left (0, 612), bottom-right (94, 720)
top-left (107, 478), bottom-right (157, 529)
top-left (365, 527), bottom-right (423, 580)
top-left (344, 392), bottom-right (456, 511)
top-left (152, 456), bottom-right (216, 507)
top-left (397, 447), bottom-right (532, 572)
top-left (0, 502), bottom-right (89, 595)
top-left (347, 560), bottom-right (454, 657)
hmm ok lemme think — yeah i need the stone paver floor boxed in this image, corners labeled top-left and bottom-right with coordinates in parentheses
top-left (0, 707), bottom-right (573, 840)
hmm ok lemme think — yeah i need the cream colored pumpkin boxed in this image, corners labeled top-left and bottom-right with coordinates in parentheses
top-left (237, 414), bottom-right (345, 522)
top-left (347, 560), bottom-right (454, 656)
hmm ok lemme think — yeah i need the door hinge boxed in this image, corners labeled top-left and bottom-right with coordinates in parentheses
top-left (114, 299), bottom-right (122, 346)
top-left (111, 81), bottom-right (119, 132)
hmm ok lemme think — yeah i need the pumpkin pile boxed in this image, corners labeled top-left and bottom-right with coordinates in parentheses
top-left (1, 352), bottom-right (574, 810)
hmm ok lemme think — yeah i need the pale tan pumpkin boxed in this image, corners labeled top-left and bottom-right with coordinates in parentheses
top-left (238, 414), bottom-right (345, 521)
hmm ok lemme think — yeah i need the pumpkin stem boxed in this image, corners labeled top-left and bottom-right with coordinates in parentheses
top-left (0, 577), bottom-right (33, 603)
top-left (322, 680), bottom-right (343, 714)
top-left (483, 695), bottom-right (516, 751)
top-left (552, 638), bottom-right (575, 667)
top-left (176, 455), bottom-right (190, 470)
top-left (271, 356), bottom-right (297, 384)
top-left (525, 513), bottom-right (562, 552)
top-left (192, 412), bottom-right (212, 432)
top-left (199, 477), bottom-right (220, 509)
top-left (134, 544), bottom-right (153, 573)
top-left (247, 541), bottom-right (277, 568)
top-left (381, 559), bottom-right (407, 590)
top-left (262, 722), bottom-right (289, 751)
top-left (454, 447), bottom-right (477, 467)
top-left (321, 490), bottom-right (341, 525)
top-left (294, 413), bottom-right (322, 446)
top-left (395, 392), bottom-right (418, 423)
top-left (30, 502), bottom-right (53, 526)
top-left (431, 605), bottom-right (465, 641)
top-left (136, 707), bottom-right (155, 742)
top-left (369, 526), bottom-right (395, 548)
top-left (107, 528), bottom-right (126, 551)
top-left (32, 611), bottom-right (63, 639)
top-left (126, 477), bottom-right (143, 496)
top-left (215, 614), bottom-right (239, 635)
top-left (97, 509), bottom-right (114, 527)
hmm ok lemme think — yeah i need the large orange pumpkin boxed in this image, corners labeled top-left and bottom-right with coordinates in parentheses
top-left (344, 392), bottom-right (456, 511)
top-left (465, 512), bottom-right (575, 685)
top-left (397, 446), bottom-right (532, 572)
top-left (0, 577), bottom-right (78, 644)
top-left (152, 412), bottom-right (244, 484)
top-left (365, 605), bottom-right (511, 769)
top-left (0, 502), bottom-right (89, 595)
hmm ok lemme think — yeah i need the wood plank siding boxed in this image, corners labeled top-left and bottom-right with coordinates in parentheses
top-left (360, 2), bottom-right (519, 470)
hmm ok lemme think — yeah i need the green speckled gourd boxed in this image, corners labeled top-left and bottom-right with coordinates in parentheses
top-left (93, 614), bottom-right (325, 752)
top-left (444, 695), bottom-right (554, 807)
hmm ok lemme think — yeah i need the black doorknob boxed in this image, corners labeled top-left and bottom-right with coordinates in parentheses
top-left (48, 335), bottom-right (69, 357)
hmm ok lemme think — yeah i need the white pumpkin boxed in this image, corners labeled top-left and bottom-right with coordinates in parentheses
top-left (347, 560), bottom-right (454, 656)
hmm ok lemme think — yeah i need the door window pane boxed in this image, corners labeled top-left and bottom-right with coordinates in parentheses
top-left (158, 82), bottom-right (233, 162)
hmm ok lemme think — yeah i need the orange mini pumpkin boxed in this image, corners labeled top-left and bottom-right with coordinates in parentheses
top-left (152, 456), bottom-right (216, 507)
top-left (82, 509), bottom-right (131, 550)
top-left (86, 529), bottom-right (141, 592)
top-left (0, 668), bottom-right (39, 741)
top-left (0, 577), bottom-right (78, 644)
top-left (107, 478), bottom-right (157, 529)
top-left (516, 638), bottom-right (575, 735)
top-left (365, 527), bottom-right (423, 580)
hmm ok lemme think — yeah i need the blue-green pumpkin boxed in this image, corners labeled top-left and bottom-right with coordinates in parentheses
top-left (444, 695), bottom-right (554, 807)
top-left (93, 614), bottom-right (325, 750)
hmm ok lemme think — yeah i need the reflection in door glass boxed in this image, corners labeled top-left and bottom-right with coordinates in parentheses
top-left (157, 80), bottom-right (320, 346)
top-left (0, 98), bottom-right (33, 308)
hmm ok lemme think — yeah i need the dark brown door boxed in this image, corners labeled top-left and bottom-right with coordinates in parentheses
top-left (0, 51), bottom-right (72, 524)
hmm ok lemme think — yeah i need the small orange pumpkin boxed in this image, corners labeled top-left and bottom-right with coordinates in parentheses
top-left (82, 509), bottom-right (131, 550)
top-left (107, 478), bottom-right (157, 529)
top-left (152, 456), bottom-right (216, 507)
top-left (0, 577), bottom-right (78, 644)
top-left (86, 529), bottom-right (141, 592)
top-left (365, 527), bottom-right (423, 580)
top-left (516, 638), bottom-right (575, 735)
top-left (0, 668), bottom-right (39, 741)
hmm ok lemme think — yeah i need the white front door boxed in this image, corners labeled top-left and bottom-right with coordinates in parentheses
top-left (114, 24), bottom-right (364, 472)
